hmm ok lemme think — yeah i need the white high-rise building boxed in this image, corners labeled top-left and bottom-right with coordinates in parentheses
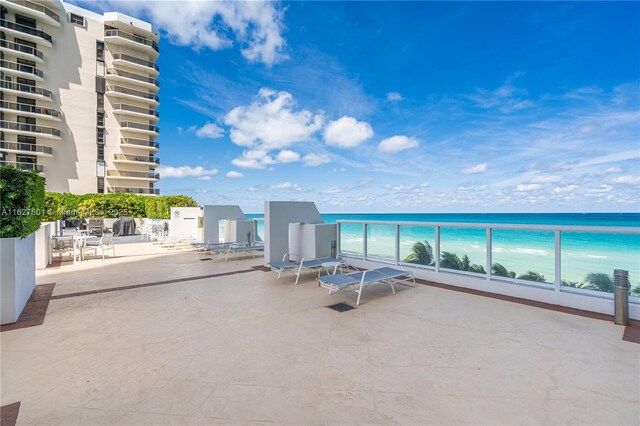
top-left (0, 0), bottom-right (160, 194)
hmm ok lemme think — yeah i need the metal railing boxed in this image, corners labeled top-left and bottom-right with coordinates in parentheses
top-left (6, 0), bottom-right (60, 23)
top-left (0, 39), bottom-right (44, 59)
top-left (111, 53), bottom-right (159, 72)
top-left (106, 85), bottom-right (159, 102)
top-left (120, 121), bottom-right (159, 132)
top-left (0, 100), bottom-right (60, 119)
top-left (0, 120), bottom-right (61, 137)
top-left (106, 169), bottom-right (159, 179)
top-left (106, 68), bottom-right (159, 87)
top-left (107, 186), bottom-right (159, 195)
top-left (120, 138), bottom-right (159, 149)
top-left (337, 220), bottom-right (640, 298)
top-left (114, 153), bottom-right (159, 164)
top-left (0, 140), bottom-right (53, 155)
top-left (111, 103), bottom-right (159, 118)
top-left (104, 29), bottom-right (159, 53)
top-left (0, 59), bottom-right (44, 78)
top-left (0, 19), bottom-right (52, 43)
top-left (0, 160), bottom-right (43, 171)
top-left (0, 80), bottom-right (52, 98)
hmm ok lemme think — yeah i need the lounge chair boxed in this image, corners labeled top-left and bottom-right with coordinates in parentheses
top-left (84, 232), bottom-right (116, 259)
top-left (224, 243), bottom-right (264, 262)
top-left (269, 254), bottom-right (344, 285)
top-left (318, 267), bottom-right (415, 305)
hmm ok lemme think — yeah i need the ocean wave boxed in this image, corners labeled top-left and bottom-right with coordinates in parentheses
top-left (515, 248), bottom-right (547, 255)
top-left (586, 254), bottom-right (608, 259)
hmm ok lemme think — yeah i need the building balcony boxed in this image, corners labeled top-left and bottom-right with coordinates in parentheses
top-left (0, 19), bottom-right (53, 47)
top-left (111, 53), bottom-right (159, 76)
top-left (105, 68), bottom-right (159, 91)
top-left (0, 59), bottom-right (44, 81)
top-left (0, 80), bottom-right (53, 102)
top-left (0, 160), bottom-right (43, 172)
top-left (112, 103), bottom-right (159, 121)
top-left (120, 121), bottom-right (159, 136)
top-left (0, 120), bottom-right (61, 139)
top-left (106, 169), bottom-right (159, 181)
top-left (105, 85), bottom-right (159, 107)
top-left (0, 39), bottom-right (44, 63)
top-left (0, 100), bottom-right (61, 121)
top-left (113, 153), bottom-right (159, 167)
top-left (106, 186), bottom-right (159, 195)
top-left (4, 0), bottom-right (61, 27)
top-left (120, 137), bottom-right (160, 152)
top-left (0, 140), bottom-right (53, 157)
top-left (104, 28), bottom-right (159, 57)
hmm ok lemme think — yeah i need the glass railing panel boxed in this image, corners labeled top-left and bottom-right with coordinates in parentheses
top-left (399, 225), bottom-right (436, 268)
top-left (365, 224), bottom-right (396, 262)
top-left (439, 227), bottom-right (487, 275)
top-left (561, 231), bottom-right (640, 297)
top-left (339, 223), bottom-right (364, 258)
top-left (491, 229), bottom-right (555, 285)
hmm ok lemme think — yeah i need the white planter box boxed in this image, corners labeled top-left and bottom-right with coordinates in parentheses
top-left (0, 232), bottom-right (36, 324)
top-left (35, 222), bottom-right (54, 268)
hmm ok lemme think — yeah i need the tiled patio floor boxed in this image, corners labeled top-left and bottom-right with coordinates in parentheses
top-left (1, 242), bottom-right (638, 425)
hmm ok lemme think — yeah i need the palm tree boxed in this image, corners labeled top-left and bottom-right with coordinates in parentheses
top-left (440, 251), bottom-right (463, 270)
top-left (404, 241), bottom-right (434, 266)
top-left (492, 263), bottom-right (516, 278)
top-left (581, 273), bottom-right (614, 293)
top-left (561, 280), bottom-right (581, 288)
top-left (517, 271), bottom-right (546, 282)
top-left (468, 263), bottom-right (486, 274)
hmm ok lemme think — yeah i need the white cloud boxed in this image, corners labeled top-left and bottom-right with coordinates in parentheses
top-left (231, 149), bottom-right (277, 169)
top-left (224, 88), bottom-right (324, 151)
top-left (461, 163), bottom-right (487, 175)
top-left (321, 186), bottom-right (350, 194)
top-left (608, 175), bottom-right (640, 185)
top-left (89, 1), bottom-right (287, 66)
top-left (157, 165), bottom-right (218, 178)
top-left (553, 185), bottom-right (578, 194)
top-left (269, 181), bottom-right (304, 191)
top-left (190, 122), bottom-right (224, 139)
top-left (276, 149), bottom-right (301, 163)
top-left (378, 136), bottom-right (420, 153)
top-left (514, 184), bottom-right (541, 192)
top-left (587, 184), bottom-right (613, 194)
top-left (386, 92), bottom-right (404, 102)
top-left (531, 175), bottom-right (561, 183)
top-left (197, 176), bottom-right (212, 181)
top-left (226, 171), bottom-right (244, 179)
top-left (302, 153), bottom-right (331, 167)
top-left (323, 116), bottom-right (374, 148)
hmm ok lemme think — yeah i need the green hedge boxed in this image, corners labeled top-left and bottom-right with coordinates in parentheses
top-left (0, 165), bottom-right (45, 238)
top-left (43, 192), bottom-right (197, 220)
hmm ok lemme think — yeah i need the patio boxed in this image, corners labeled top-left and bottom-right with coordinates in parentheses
top-left (1, 241), bottom-right (638, 425)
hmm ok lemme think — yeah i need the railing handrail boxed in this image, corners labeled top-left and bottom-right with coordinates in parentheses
top-left (112, 53), bottom-right (159, 71)
top-left (107, 186), bottom-right (159, 194)
top-left (0, 100), bottom-right (60, 118)
top-left (112, 103), bottom-right (159, 117)
top-left (107, 169), bottom-right (159, 179)
top-left (120, 121), bottom-right (159, 132)
top-left (120, 138), bottom-right (159, 148)
top-left (104, 28), bottom-right (159, 53)
top-left (0, 19), bottom-right (52, 42)
top-left (0, 59), bottom-right (44, 78)
top-left (6, 0), bottom-right (60, 22)
top-left (336, 220), bottom-right (640, 235)
top-left (0, 160), bottom-right (44, 171)
top-left (114, 154), bottom-right (160, 164)
top-left (0, 140), bottom-right (53, 154)
top-left (106, 68), bottom-right (159, 86)
top-left (0, 39), bottom-right (44, 59)
top-left (106, 85), bottom-right (159, 101)
top-left (0, 80), bottom-right (52, 98)
top-left (0, 120), bottom-right (61, 136)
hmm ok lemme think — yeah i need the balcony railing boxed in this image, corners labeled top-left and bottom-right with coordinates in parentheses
top-left (0, 59), bottom-right (44, 78)
top-left (106, 169), bottom-right (159, 179)
top-left (111, 53), bottom-right (159, 72)
top-left (104, 29), bottom-right (159, 53)
top-left (0, 160), bottom-right (43, 172)
top-left (0, 19), bottom-right (52, 43)
top-left (114, 154), bottom-right (159, 164)
top-left (337, 219), bottom-right (640, 300)
top-left (6, 0), bottom-right (60, 23)
top-left (106, 68), bottom-right (159, 87)
top-left (120, 138), bottom-right (160, 149)
top-left (120, 121), bottom-right (159, 133)
top-left (0, 140), bottom-right (53, 155)
top-left (0, 80), bottom-right (52, 98)
top-left (112, 103), bottom-right (159, 118)
top-left (0, 120), bottom-right (61, 137)
top-left (0, 39), bottom-right (44, 59)
top-left (0, 101), bottom-right (61, 119)
top-left (107, 186), bottom-right (159, 195)
top-left (106, 85), bottom-right (159, 102)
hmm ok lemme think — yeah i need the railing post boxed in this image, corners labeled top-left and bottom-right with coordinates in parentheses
top-left (395, 224), bottom-right (400, 265)
top-left (336, 222), bottom-right (341, 257)
top-left (435, 226), bottom-right (440, 272)
top-left (554, 230), bottom-right (561, 292)
top-left (614, 269), bottom-right (629, 326)
top-left (363, 223), bottom-right (368, 260)
top-left (486, 228), bottom-right (492, 281)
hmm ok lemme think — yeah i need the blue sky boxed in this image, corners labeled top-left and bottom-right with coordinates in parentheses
top-left (76, 1), bottom-right (639, 213)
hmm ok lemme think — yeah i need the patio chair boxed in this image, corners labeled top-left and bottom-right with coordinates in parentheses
top-left (223, 243), bottom-right (264, 262)
top-left (318, 267), bottom-right (415, 305)
top-left (269, 254), bottom-right (343, 285)
top-left (50, 236), bottom-right (74, 262)
top-left (84, 232), bottom-right (115, 259)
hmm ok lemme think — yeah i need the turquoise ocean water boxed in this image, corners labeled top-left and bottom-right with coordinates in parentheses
top-left (248, 213), bottom-right (640, 292)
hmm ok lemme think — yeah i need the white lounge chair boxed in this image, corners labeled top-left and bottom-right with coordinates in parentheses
top-left (269, 254), bottom-right (344, 285)
top-left (318, 267), bottom-right (415, 305)
top-left (224, 243), bottom-right (264, 262)
top-left (84, 232), bottom-right (116, 259)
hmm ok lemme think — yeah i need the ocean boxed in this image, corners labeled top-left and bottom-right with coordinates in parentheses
top-left (248, 213), bottom-right (640, 292)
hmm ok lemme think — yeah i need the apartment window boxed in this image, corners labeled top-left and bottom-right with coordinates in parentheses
top-left (96, 161), bottom-right (105, 178)
top-left (97, 178), bottom-right (104, 194)
top-left (96, 61), bottom-right (105, 77)
top-left (15, 15), bottom-right (36, 28)
top-left (97, 93), bottom-right (104, 110)
top-left (15, 38), bottom-right (36, 49)
top-left (96, 41), bottom-right (104, 61)
top-left (96, 127), bottom-right (105, 144)
top-left (70, 13), bottom-right (85, 26)
top-left (97, 144), bottom-right (104, 161)
top-left (97, 111), bottom-right (104, 127)
top-left (95, 76), bottom-right (105, 94)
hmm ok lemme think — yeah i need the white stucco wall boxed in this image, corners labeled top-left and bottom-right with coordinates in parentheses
top-left (170, 207), bottom-right (203, 241)
top-left (202, 205), bottom-right (246, 243)
top-left (0, 233), bottom-right (36, 324)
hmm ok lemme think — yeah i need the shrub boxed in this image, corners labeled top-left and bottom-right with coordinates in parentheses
top-left (0, 165), bottom-right (45, 238)
top-left (145, 195), bottom-right (197, 219)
